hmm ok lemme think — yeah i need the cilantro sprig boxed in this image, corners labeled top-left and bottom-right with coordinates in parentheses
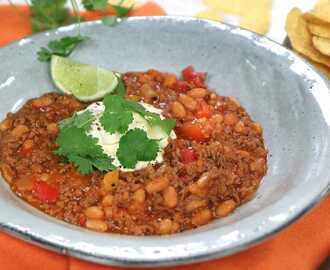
top-left (111, 1), bottom-right (133, 17)
top-left (55, 127), bottom-right (115, 174)
top-left (82, 0), bottom-right (134, 16)
top-left (112, 75), bottom-right (126, 96)
top-left (55, 111), bottom-right (115, 174)
top-left (117, 129), bottom-right (159, 168)
top-left (36, 0), bottom-right (86, 62)
top-left (55, 94), bottom-right (176, 174)
top-left (100, 95), bottom-right (176, 135)
top-left (10, 0), bottom-right (131, 35)
top-left (101, 16), bottom-right (119, 27)
top-left (30, 0), bottom-right (76, 33)
top-left (100, 95), bottom-right (134, 134)
top-left (59, 110), bottom-right (95, 131)
top-left (31, 0), bottom-right (131, 62)
top-left (82, 0), bottom-right (108, 11)
top-left (28, 0), bottom-right (131, 34)
top-left (37, 36), bottom-right (87, 62)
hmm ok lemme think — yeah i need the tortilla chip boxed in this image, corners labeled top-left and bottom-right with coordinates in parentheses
top-left (297, 51), bottom-right (330, 79)
top-left (313, 4), bottom-right (330, 25)
top-left (286, 8), bottom-right (330, 68)
top-left (195, 10), bottom-right (223, 21)
top-left (313, 61), bottom-right (330, 78)
top-left (240, 11), bottom-right (270, 34)
top-left (304, 1), bottom-right (330, 25)
top-left (202, 0), bottom-right (271, 34)
top-left (303, 12), bottom-right (330, 25)
top-left (312, 36), bottom-right (330, 56)
top-left (314, 0), bottom-right (330, 11)
top-left (308, 23), bottom-right (330, 38)
top-left (305, 56), bottom-right (330, 79)
top-left (205, 0), bottom-right (241, 14)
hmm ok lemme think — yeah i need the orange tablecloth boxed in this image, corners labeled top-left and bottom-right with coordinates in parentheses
top-left (0, 4), bottom-right (329, 270)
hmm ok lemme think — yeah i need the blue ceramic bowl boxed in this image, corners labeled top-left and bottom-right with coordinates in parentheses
top-left (0, 17), bottom-right (329, 267)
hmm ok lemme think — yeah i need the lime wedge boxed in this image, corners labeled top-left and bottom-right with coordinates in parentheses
top-left (51, 55), bottom-right (118, 102)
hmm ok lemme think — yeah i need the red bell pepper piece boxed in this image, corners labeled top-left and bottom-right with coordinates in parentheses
top-left (182, 65), bottom-right (207, 88)
top-left (176, 122), bottom-right (210, 141)
top-left (32, 181), bottom-right (59, 203)
top-left (173, 80), bottom-right (190, 92)
top-left (180, 148), bottom-right (197, 163)
top-left (196, 99), bottom-right (212, 119)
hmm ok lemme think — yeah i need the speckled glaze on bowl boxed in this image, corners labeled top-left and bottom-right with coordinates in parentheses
top-left (0, 17), bottom-right (329, 267)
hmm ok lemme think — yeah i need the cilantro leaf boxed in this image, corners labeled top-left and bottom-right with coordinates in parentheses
top-left (55, 127), bottom-right (99, 158)
top-left (48, 36), bottom-right (84, 54)
top-left (82, 0), bottom-right (108, 11)
top-left (100, 95), bottom-right (134, 134)
top-left (117, 129), bottom-right (159, 168)
top-left (125, 101), bottom-right (176, 135)
top-left (82, 0), bottom-right (133, 16)
top-left (102, 94), bottom-right (127, 111)
top-left (37, 47), bottom-right (52, 62)
top-left (72, 111), bottom-right (95, 130)
top-left (125, 100), bottom-right (146, 115)
top-left (59, 110), bottom-right (95, 131)
top-left (147, 114), bottom-right (176, 135)
top-left (110, 0), bottom-right (133, 17)
top-left (55, 126), bottom-right (114, 174)
top-left (101, 111), bottom-right (133, 134)
top-left (37, 36), bottom-right (86, 62)
top-left (93, 157), bottom-right (116, 171)
top-left (101, 95), bottom-right (176, 135)
top-left (112, 75), bottom-right (126, 96)
top-left (58, 116), bottom-right (75, 129)
top-left (30, 0), bottom-right (73, 33)
top-left (67, 154), bottom-right (94, 175)
top-left (101, 16), bottom-right (119, 27)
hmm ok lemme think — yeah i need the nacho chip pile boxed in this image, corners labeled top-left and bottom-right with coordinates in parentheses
top-left (286, 0), bottom-right (330, 79)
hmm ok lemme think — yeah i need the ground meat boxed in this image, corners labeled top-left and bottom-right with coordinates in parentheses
top-left (0, 69), bottom-right (267, 235)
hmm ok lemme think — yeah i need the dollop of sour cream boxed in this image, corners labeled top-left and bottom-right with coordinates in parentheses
top-left (83, 101), bottom-right (176, 172)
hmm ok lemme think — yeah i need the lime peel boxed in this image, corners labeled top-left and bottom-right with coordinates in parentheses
top-left (51, 55), bottom-right (119, 102)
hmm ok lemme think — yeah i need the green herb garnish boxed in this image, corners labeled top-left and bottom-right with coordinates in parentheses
top-left (100, 95), bottom-right (176, 135)
top-left (117, 128), bottom-right (159, 168)
top-left (37, 36), bottom-right (87, 62)
top-left (147, 114), bottom-right (177, 135)
top-left (111, 1), bottom-right (133, 17)
top-left (82, 0), bottom-right (108, 11)
top-left (101, 16), bottom-right (119, 27)
top-left (12, 0), bottom-right (131, 34)
top-left (59, 110), bottom-right (95, 131)
top-left (56, 111), bottom-right (114, 174)
top-left (128, 105), bottom-right (176, 136)
top-left (55, 126), bottom-right (115, 175)
top-left (30, 0), bottom-right (132, 62)
top-left (32, 0), bottom-right (86, 62)
top-left (55, 95), bottom-right (176, 173)
top-left (30, 0), bottom-right (75, 33)
top-left (82, 0), bottom-right (133, 16)
top-left (100, 95), bottom-right (134, 134)
top-left (112, 75), bottom-right (126, 96)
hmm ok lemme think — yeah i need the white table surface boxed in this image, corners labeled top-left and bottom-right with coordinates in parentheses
top-left (0, 0), bottom-right (318, 43)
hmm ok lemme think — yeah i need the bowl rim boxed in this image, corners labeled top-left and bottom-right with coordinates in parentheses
top-left (0, 16), bottom-right (329, 268)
